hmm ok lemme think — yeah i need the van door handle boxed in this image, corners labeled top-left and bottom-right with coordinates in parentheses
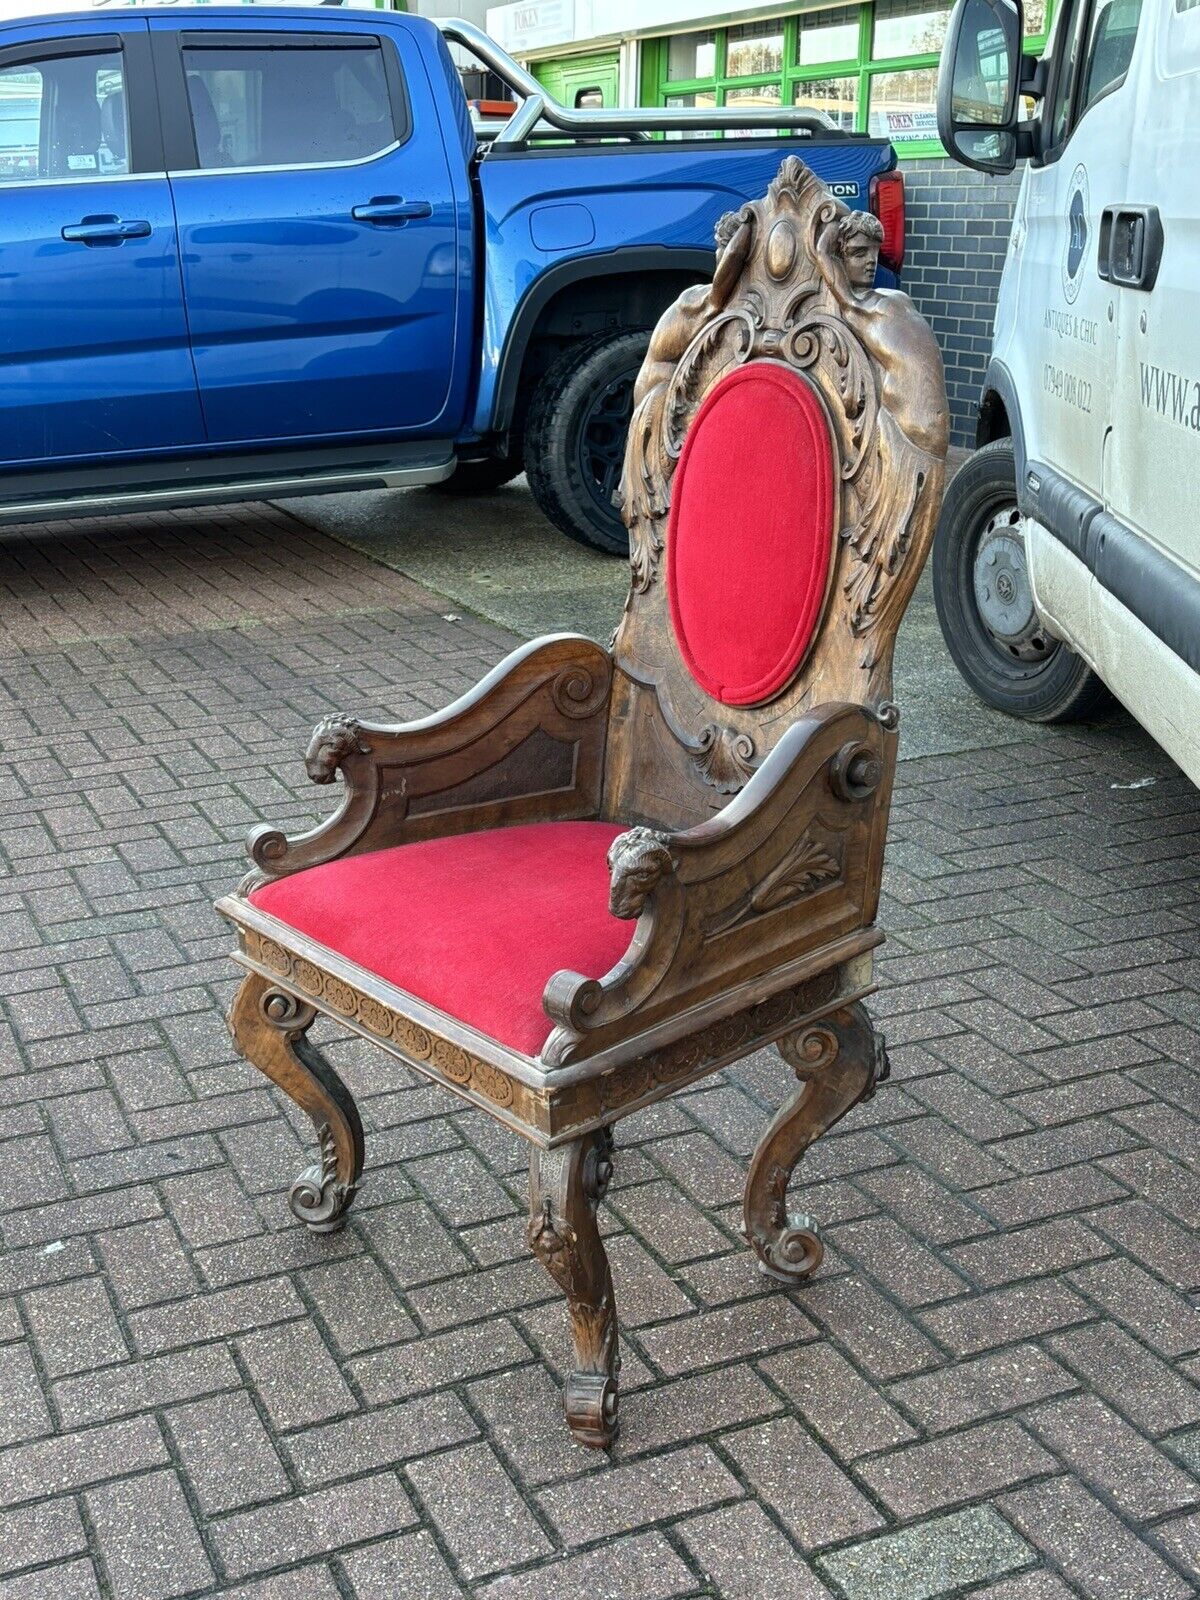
top-left (352, 197), bottom-right (433, 225)
top-left (1098, 205), bottom-right (1163, 291)
top-left (61, 215), bottom-right (152, 246)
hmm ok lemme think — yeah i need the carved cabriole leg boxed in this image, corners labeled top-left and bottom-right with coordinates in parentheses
top-left (228, 971), bottom-right (365, 1234)
top-left (744, 1001), bottom-right (888, 1282)
top-left (527, 1128), bottom-right (619, 1449)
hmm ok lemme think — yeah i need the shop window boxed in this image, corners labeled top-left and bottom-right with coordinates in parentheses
top-left (873, 0), bottom-right (952, 57)
top-left (651, 0), bottom-right (1051, 157)
top-left (867, 64), bottom-right (939, 141)
top-left (725, 80), bottom-right (783, 131)
top-left (727, 19), bottom-right (786, 76)
top-left (797, 6), bottom-right (862, 66)
top-left (666, 30), bottom-right (717, 80)
top-left (793, 73), bottom-right (859, 129)
top-left (664, 89), bottom-right (718, 137)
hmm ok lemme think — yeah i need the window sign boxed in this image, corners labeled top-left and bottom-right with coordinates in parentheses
top-left (867, 65), bottom-right (939, 140)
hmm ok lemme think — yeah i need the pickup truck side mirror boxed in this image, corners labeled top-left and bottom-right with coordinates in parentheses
top-left (937, 0), bottom-right (1026, 173)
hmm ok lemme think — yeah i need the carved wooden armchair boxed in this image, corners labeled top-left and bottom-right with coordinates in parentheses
top-left (217, 155), bottom-right (948, 1450)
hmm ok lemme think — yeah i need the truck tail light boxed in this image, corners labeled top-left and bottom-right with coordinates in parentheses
top-left (869, 170), bottom-right (905, 275)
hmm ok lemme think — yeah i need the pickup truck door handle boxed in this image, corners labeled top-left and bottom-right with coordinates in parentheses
top-left (1097, 205), bottom-right (1163, 291)
top-left (352, 197), bottom-right (433, 225)
top-left (61, 215), bottom-right (152, 246)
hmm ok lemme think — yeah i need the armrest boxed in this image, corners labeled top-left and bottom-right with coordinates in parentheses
top-left (247, 634), bottom-right (611, 881)
top-left (541, 701), bottom-right (894, 1066)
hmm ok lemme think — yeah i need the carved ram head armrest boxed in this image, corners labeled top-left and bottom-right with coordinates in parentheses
top-left (245, 634), bottom-right (613, 884)
top-left (540, 700), bottom-right (895, 1068)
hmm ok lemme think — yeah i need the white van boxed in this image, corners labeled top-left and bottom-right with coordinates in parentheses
top-left (934, 0), bottom-right (1199, 783)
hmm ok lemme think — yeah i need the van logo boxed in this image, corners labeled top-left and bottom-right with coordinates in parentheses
top-left (1062, 164), bottom-right (1089, 304)
top-left (827, 182), bottom-right (859, 198)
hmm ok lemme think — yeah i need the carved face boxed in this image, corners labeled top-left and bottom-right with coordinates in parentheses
top-left (607, 831), bottom-right (676, 919)
top-left (304, 718), bottom-right (362, 784)
top-left (843, 233), bottom-right (880, 293)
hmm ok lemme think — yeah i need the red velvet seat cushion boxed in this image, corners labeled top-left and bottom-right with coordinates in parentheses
top-left (667, 361), bottom-right (835, 706)
top-left (248, 821), bottom-right (630, 1057)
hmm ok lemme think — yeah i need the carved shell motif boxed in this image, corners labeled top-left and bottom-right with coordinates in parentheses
top-left (691, 724), bottom-right (757, 795)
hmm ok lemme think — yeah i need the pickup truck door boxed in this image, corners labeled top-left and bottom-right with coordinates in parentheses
top-left (150, 16), bottom-right (462, 445)
top-left (0, 21), bottom-right (203, 468)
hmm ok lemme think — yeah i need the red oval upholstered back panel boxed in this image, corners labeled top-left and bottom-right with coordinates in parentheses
top-left (666, 362), bottom-right (835, 707)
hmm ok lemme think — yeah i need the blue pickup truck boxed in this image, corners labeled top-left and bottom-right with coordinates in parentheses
top-left (0, 8), bottom-right (903, 553)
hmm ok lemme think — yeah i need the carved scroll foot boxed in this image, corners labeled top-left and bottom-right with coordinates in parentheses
top-left (229, 971), bottom-right (365, 1234)
top-left (528, 1128), bottom-right (619, 1449)
top-left (744, 1001), bottom-right (888, 1283)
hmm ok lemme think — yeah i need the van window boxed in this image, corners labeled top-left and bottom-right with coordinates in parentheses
top-left (1078, 0), bottom-right (1145, 111)
top-left (0, 50), bottom-right (127, 183)
top-left (182, 40), bottom-right (396, 170)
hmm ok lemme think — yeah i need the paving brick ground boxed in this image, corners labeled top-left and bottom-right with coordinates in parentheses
top-left (0, 502), bottom-right (1197, 1600)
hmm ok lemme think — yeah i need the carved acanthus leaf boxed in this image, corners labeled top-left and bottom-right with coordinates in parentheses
top-left (753, 837), bottom-right (840, 911)
top-left (706, 834), bottom-right (841, 936)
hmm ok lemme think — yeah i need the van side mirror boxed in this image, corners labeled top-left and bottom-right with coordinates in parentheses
top-left (937, 0), bottom-right (1023, 173)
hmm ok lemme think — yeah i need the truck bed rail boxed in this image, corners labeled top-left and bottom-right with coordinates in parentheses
top-left (436, 18), bottom-right (841, 145)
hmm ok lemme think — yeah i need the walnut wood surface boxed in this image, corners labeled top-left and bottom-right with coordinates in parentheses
top-left (743, 1001), bottom-right (888, 1280)
top-left (217, 154), bottom-right (948, 1448)
top-left (528, 1129), bottom-right (619, 1447)
top-left (228, 971), bottom-right (364, 1232)
top-left (245, 632), bottom-right (611, 881)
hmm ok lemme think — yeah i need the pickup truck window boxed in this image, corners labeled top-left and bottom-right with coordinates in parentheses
top-left (0, 49), bottom-right (127, 183)
top-left (182, 40), bottom-right (396, 171)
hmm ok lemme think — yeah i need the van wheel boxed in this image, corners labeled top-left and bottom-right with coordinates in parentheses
top-left (933, 438), bottom-right (1110, 723)
top-left (524, 330), bottom-right (649, 555)
top-left (428, 453), bottom-right (523, 494)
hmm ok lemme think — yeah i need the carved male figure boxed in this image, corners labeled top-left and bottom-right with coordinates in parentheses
top-left (816, 210), bottom-right (949, 460)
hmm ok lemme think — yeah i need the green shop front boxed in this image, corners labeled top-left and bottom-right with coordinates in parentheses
top-left (484, 0), bottom-right (1051, 445)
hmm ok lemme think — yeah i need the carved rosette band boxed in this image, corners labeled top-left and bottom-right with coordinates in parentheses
top-left (743, 1001), bottom-right (888, 1283)
top-left (242, 929), bottom-right (518, 1111)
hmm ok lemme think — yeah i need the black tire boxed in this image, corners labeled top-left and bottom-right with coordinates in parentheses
top-left (523, 330), bottom-right (649, 555)
top-left (933, 437), bottom-right (1110, 723)
top-left (427, 454), bottom-right (523, 495)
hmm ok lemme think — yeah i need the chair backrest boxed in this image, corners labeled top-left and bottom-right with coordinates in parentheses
top-left (605, 155), bottom-right (949, 830)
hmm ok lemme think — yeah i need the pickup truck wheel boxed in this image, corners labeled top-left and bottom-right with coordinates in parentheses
top-left (933, 438), bottom-right (1110, 723)
top-left (428, 454), bottom-right (523, 494)
top-left (524, 330), bottom-right (649, 555)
